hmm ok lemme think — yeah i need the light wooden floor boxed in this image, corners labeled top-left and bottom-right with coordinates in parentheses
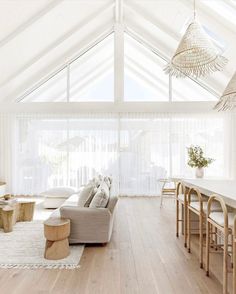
top-left (0, 197), bottom-right (227, 294)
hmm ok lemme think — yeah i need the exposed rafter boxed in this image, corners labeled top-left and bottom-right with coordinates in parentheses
top-left (114, 0), bottom-right (124, 102)
top-left (125, 1), bottom-right (179, 42)
top-left (0, 0), bottom-right (64, 48)
top-left (0, 2), bottom-right (114, 88)
top-left (181, 0), bottom-right (236, 35)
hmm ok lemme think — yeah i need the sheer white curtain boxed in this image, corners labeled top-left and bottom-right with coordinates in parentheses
top-left (119, 113), bottom-right (170, 196)
top-left (171, 113), bottom-right (232, 178)
top-left (12, 113), bottom-right (119, 194)
top-left (0, 112), bottom-right (234, 196)
top-left (0, 113), bottom-right (15, 193)
top-left (119, 113), bottom-right (233, 196)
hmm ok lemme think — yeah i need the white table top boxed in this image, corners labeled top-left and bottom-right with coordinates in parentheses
top-left (182, 179), bottom-right (236, 208)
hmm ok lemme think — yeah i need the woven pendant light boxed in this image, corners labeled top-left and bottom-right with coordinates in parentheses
top-left (214, 72), bottom-right (236, 111)
top-left (164, 1), bottom-right (228, 78)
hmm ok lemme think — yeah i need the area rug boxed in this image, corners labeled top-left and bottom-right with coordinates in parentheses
top-left (0, 221), bottom-right (84, 269)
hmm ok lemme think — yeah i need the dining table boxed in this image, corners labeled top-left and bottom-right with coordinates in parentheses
top-left (180, 179), bottom-right (236, 209)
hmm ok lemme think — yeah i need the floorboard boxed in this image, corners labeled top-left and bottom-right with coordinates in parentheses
top-left (0, 197), bottom-right (227, 294)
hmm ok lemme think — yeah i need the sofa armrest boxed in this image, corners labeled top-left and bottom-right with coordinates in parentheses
top-left (60, 206), bottom-right (112, 243)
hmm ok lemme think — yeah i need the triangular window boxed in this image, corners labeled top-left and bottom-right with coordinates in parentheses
top-left (124, 33), bottom-right (169, 101)
top-left (22, 68), bottom-right (67, 102)
top-left (20, 34), bottom-right (114, 102)
top-left (69, 34), bottom-right (114, 101)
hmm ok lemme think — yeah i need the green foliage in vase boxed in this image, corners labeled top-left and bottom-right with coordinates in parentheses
top-left (187, 145), bottom-right (214, 168)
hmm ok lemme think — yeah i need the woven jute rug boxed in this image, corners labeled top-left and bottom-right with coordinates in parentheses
top-left (0, 221), bottom-right (84, 269)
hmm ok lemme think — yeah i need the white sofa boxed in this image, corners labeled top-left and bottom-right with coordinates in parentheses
top-left (47, 179), bottom-right (118, 244)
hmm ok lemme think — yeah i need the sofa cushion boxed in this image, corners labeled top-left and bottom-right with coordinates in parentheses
top-left (104, 177), bottom-right (111, 189)
top-left (61, 194), bottom-right (79, 207)
top-left (84, 185), bottom-right (98, 207)
top-left (100, 180), bottom-right (109, 198)
top-left (50, 208), bottom-right (61, 218)
top-left (89, 188), bottom-right (109, 208)
top-left (78, 184), bottom-right (95, 207)
top-left (41, 187), bottom-right (75, 199)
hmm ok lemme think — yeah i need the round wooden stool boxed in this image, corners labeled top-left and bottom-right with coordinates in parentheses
top-left (44, 218), bottom-right (70, 260)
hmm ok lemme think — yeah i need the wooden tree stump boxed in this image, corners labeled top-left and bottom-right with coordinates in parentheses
top-left (44, 218), bottom-right (70, 260)
top-left (0, 199), bottom-right (35, 232)
top-left (2, 206), bottom-right (14, 232)
top-left (17, 200), bottom-right (35, 222)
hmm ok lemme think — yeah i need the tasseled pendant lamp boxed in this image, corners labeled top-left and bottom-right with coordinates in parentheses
top-left (164, 0), bottom-right (228, 78)
top-left (214, 72), bottom-right (236, 111)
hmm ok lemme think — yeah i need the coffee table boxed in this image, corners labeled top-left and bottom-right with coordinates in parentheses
top-left (0, 198), bottom-right (35, 232)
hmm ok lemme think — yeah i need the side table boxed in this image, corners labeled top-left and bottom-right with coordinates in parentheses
top-left (44, 218), bottom-right (70, 260)
top-left (0, 198), bottom-right (35, 232)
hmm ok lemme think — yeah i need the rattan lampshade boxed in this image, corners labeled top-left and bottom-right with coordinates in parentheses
top-left (214, 72), bottom-right (236, 111)
top-left (164, 21), bottom-right (228, 78)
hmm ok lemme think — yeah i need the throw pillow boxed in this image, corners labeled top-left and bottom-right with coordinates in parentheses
top-left (104, 177), bottom-right (111, 189)
top-left (100, 180), bottom-right (109, 197)
top-left (89, 188), bottom-right (109, 208)
top-left (77, 184), bottom-right (95, 207)
top-left (84, 185), bottom-right (97, 207)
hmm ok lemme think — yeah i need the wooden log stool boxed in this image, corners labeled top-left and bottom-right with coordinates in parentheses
top-left (17, 200), bottom-right (35, 222)
top-left (0, 205), bottom-right (14, 232)
top-left (44, 218), bottom-right (70, 260)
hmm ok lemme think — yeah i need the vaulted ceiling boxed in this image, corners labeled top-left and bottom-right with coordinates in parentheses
top-left (0, 0), bottom-right (236, 102)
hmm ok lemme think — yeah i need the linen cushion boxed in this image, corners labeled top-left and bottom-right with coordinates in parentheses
top-left (190, 201), bottom-right (222, 213)
top-left (104, 177), bottom-right (111, 189)
top-left (209, 212), bottom-right (236, 228)
top-left (100, 180), bottom-right (109, 197)
top-left (77, 184), bottom-right (95, 207)
top-left (84, 185), bottom-right (98, 207)
top-left (41, 187), bottom-right (75, 199)
top-left (89, 188), bottom-right (109, 208)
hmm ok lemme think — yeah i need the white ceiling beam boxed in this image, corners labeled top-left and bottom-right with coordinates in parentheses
top-left (115, 0), bottom-right (123, 23)
top-left (1, 2), bottom-right (114, 89)
top-left (0, 101), bottom-right (218, 114)
top-left (114, 0), bottom-right (124, 102)
top-left (181, 0), bottom-right (236, 35)
top-left (0, 0), bottom-right (64, 48)
top-left (125, 1), bottom-right (179, 42)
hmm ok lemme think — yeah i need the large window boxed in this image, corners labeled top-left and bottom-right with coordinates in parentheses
top-left (22, 68), bottom-right (67, 102)
top-left (19, 33), bottom-right (217, 103)
top-left (172, 77), bottom-right (217, 101)
top-left (69, 34), bottom-right (114, 101)
top-left (20, 34), bottom-right (114, 102)
top-left (12, 113), bottom-right (231, 196)
top-left (124, 34), bottom-right (169, 101)
top-left (14, 115), bottom-right (118, 194)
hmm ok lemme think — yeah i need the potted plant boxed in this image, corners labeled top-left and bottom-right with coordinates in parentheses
top-left (187, 145), bottom-right (214, 178)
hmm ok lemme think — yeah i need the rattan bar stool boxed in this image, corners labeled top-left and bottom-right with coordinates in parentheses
top-left (187, 188), bottom-right (221, 268)
top-left (233, 215), bottom-right (236, 294)
top-left (176, 181), bottom-right (199, 247)
top-left (206, 195), bottom-right (236, 294)
top-left (176, 182), bottom-right (187, 246)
